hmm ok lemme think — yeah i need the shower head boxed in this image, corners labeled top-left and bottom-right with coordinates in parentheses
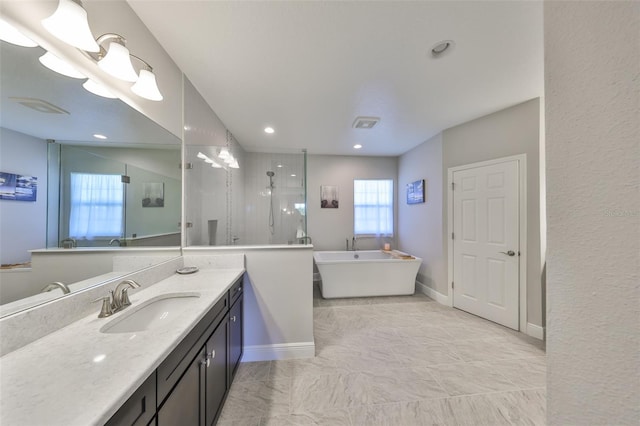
top-left (266, 171), bottom-right (275, 177)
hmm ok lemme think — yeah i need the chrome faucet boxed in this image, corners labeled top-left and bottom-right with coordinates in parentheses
top-left (109, 238), bottom-right (121, 247)
top-left (41, 281), bottom-right (70, 295)
top-left (113, 279), bottom-right (141, 312)
top-left (352, 236), bottom-right (357, 251)
top-left (61, 238), bottom-right (76, 249)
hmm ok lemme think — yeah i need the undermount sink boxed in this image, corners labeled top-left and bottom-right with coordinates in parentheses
top-left (100, 292), bottom-right (201, 334)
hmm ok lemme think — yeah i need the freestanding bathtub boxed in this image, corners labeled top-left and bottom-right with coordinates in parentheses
top-left (313, 250), bottom-right (422, 298)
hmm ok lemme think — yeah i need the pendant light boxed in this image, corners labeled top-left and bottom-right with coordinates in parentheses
top-left (41, 0), bottom-right (99, 52)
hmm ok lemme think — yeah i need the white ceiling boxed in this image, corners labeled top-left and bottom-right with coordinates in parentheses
top-left (129, 0), bottom-right (543, 156)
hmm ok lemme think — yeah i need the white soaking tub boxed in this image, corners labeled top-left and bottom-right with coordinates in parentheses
top-left (313, 250), bottom-right (422, 298)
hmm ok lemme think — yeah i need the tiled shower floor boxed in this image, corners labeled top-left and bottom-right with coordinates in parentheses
top-left (218, 285), bottom-right (546, 425)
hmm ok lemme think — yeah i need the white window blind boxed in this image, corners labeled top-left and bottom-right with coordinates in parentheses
top-left (69, 173), bottom-right (123, 239)
top-left (354, 179), bottom-right (394, 236)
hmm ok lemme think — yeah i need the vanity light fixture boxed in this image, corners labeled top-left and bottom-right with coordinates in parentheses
top-left (229, 159), bottom-right (239, 169)
top-left (41, 0), bottom-right (99, 52)
top-left (0, 18), bottom-right (38, 47)
top-left (198, 152), bottom-right (223, 168)
top-left (95, 34), bottom-right (138, 82)
top-left (218, 148), bottom-right (230, 159)
top-left (353, 144), bottom-right (363, 149)
top-left (264, 127), bottom-right (275, 134)
top-left (82, 79), bottom-right (117, 99)
top-left (39, 51), bottom-right (86, 79)
top-left (84, 34), bottom-right (163, 101)
top-left (93, 134), bottom-right (107, 140)
top-left (131, 63), bottom-right (163, 101)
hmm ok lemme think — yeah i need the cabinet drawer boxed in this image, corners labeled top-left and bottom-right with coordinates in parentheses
top-left (229, 276), bottom-right (243, 305)
top-left (157, 294), bottom-right (228, 404)
top-left (106, 372), bottom-right (156, 426)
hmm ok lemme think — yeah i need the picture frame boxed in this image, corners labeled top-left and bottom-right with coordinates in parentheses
top-left (142, 182), bottom-right (164, 207)
top-left (0, 171), bottom-right (37, 202)
top-left (406, 179), bottom-right (425, 204)
top-left (320, 185), bottom-right (339, 208)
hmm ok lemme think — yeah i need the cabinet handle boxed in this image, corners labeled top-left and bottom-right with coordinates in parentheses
top-left (210, 350), bottom-right (215, 360)
top-left (231, 315), bottom-right (236, 322)
top-left (236, 286), bottom-right (242, 292)
top-left (200, 358), bottom-right (210, 368)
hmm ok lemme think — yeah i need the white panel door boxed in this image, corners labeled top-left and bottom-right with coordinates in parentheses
top-left (452, 160), bottom-right (519, 329)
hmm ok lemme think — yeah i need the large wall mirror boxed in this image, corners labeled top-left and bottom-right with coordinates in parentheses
top-left (0, 40), bottom-right (181, 316)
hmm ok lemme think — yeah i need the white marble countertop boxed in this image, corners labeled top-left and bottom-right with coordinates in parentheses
top-left (0, 267), bottom-right (244, 426)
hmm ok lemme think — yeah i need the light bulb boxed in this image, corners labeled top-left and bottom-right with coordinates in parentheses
top-left (42, 0), bottom-right (99, 52)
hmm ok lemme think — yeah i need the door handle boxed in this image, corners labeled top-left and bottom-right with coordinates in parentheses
top-left (499, 250), bottom-right (516, 257)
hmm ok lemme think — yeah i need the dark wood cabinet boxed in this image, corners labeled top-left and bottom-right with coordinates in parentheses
top-left (157, 350), bottom-right (202, 426)
top-left (106, 372), bottom-right (156, 426)
top-left (204, 321), bottom-right (228, 425)
top-left (229, 297), bottom-right (243, 382)
top-left (107, 275), bottom-right (244, 426)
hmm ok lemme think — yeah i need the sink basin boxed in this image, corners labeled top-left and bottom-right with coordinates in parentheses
top-left (100, 292), bottom-right (200, 334)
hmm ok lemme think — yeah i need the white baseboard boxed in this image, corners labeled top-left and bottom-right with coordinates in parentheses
top-left (241, 342), bottom-right (315, 362)
top-left (526, 323), bottom-right (545, 340)
top-left (416, 281), bottom-right (450, 305)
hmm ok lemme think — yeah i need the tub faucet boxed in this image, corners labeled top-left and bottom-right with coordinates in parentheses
top-left (109, 238), bottom-right (121, 246)
top-left (352, 236), bottom-right (357, 251)
top-left (113, 279), bottom-right (141, 312)
top-left (345, 238), bottom-right (350, 251)
top-left (61, 238), bottom-right (76, 249)
top-left (41, 281), bottom-right (70, 295)
top-left (299, 236), bottom-right (312, 245)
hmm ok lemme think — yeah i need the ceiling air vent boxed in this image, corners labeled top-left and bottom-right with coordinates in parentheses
top-left (10, 97), bottom-right (69, 115)
top-left (352, 116), bottom-right (380, 129)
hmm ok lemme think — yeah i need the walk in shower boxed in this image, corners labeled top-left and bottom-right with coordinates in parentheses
top-left (184, 143), bottom-right (307, 246)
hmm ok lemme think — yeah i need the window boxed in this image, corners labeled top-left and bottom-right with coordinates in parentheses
top-left (69, 173), bottom-right (123, 239)
top-left (353, 179), bottom-right (394, 236)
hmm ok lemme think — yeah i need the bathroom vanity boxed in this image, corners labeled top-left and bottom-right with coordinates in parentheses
top-left (0, 257), bottom-right (245, 426)
top-left (108, 276), bottom-right (243, 426)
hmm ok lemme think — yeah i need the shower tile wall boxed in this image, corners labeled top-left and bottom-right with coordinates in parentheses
top-left (242, 152), bottom-right (306, 245)
top-left (185, 139), bottom-right (245, 246)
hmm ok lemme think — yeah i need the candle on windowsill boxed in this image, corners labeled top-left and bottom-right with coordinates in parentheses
top-left (384, 243), bottom-right (391, 251)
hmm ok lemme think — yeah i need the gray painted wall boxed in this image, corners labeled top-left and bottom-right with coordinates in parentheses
top-left (307, 155), bottom-right (398, 251)
top-left (443, 98), bottom-right (543, 327)
top-left (545, 2), bottom-right (639, 424)
top-left (397, 133), bottom-right (445, 292)
top-left (0, 128), bottom-right (47, 265)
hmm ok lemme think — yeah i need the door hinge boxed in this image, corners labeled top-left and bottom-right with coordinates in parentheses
top-left (452, 232), bottom-right (454, 240)
top-left (180, 162), bottom-right (193, 170)
top-left (452, 182), bottom-right (455, 190)
top-left (452, 281), bottom-right (454, 289)
top-left (121, 175), bottom-right (130, 184)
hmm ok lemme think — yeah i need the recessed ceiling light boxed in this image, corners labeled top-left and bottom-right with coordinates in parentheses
top-left (353, 144), bottom-right (362, 149)
top-left (277, 164), bottom-right (283, 168)
top-left (290, 174), bottom-right (296, 177)
top-left (264, 127), bottom-right (275, 134)
top-left (93, 134), bottom-right (107, 140)
top-left (431, 40), bottom-right (455, 57)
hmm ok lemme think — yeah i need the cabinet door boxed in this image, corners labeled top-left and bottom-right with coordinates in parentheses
top-left (205, 320), bottom-right (228, 426)
top-left (106, 372), bottom-right (156, 426)
top-left (229, 298), bottom-right (243, 381)
top-left (157, 349), bottom-right (204, 426)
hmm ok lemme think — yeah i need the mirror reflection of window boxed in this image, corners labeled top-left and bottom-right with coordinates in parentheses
top-left (69, 173), bottom-right (123, 239)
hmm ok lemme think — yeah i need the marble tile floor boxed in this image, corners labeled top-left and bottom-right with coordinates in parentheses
top-left (218, 286), bottom-right (546, 426)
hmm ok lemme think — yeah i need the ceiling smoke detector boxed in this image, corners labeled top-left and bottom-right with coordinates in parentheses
top-left (10, 97), bottom-right (69, 114)
top-left (352, 116), bottom-right (380, 129)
